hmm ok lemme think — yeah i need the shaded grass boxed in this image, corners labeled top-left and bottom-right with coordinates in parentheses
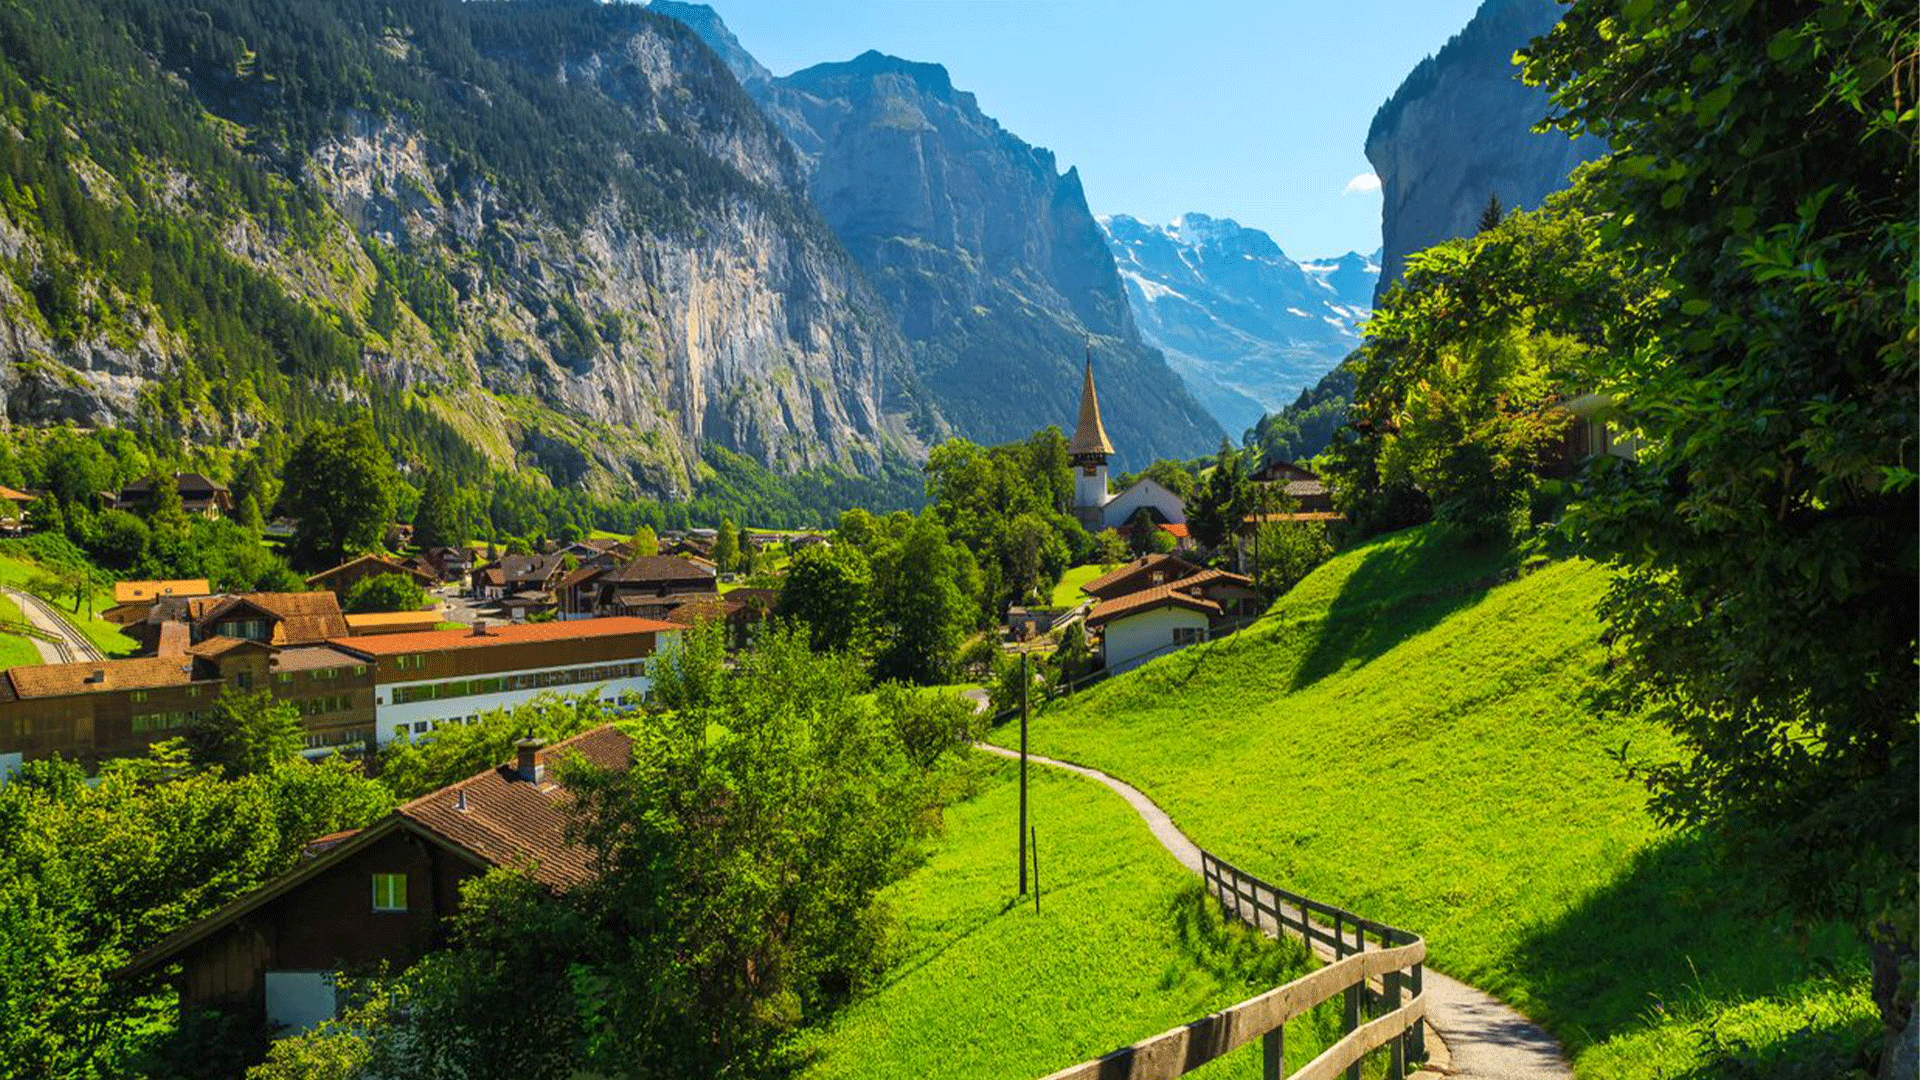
top-left (798, 755), bottom-right (1371, 1080)
top-left (1020, 525), bottom-right (1877, 1079)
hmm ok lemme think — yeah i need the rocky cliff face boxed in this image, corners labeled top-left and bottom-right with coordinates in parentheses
top-left (1101, 213), bottom-right (1376, 435)
top-left (655, 4), bottom-right (1222, 466)
top-left (1365, 0), bottom-right (1605, 301)
top-left (0, 0), bottom-right (930, 497)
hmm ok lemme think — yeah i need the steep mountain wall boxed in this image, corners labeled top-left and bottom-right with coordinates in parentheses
top-left (0, 0), bottom-right (932, 497)
top-left (653, 3), bottom-right (1222, 466)
top-left (763, 52), bottom-right (1221, 466)
top-left (1365, 0), bottom-right (1605, 300)
top-left (1102, 213), bottom-right (1376, 435)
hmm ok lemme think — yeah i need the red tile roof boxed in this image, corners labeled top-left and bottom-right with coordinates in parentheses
top-left (1084, 568), bottom-right (1255, 628)
top-left (326, 615), bottom-right (678, 656)
top-left (1157, 523), bottom-right (1191, 538)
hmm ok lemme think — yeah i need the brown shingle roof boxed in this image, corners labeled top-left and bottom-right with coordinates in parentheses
top-left (304, 554), bottom-right (436, 588)
top-left (196, 592), bottom-right (349, 645)
top-left (327, 615), bottom-right (677, 657)
top-left (398, 725), bottom-right (632, 889)
top-left (186, 636), bottom-right (271, 660)
top-left (7, 656), bottom-right (202, 698)
top-left (1086, 580), bottom-right (1222, 627)
top-left (604, 556), bottom-right (717, 584)
top-left (1079, 554), bottom-right (1203, 600)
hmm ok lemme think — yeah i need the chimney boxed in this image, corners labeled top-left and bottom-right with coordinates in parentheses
top-left (455, 788), bottom-right (468, 812)
top-left (514, 737), bottom-right (546, 783)
top-left (85, 668), bottom-right (105, 684)
top-left (471, 619), bottom-right (488, 637)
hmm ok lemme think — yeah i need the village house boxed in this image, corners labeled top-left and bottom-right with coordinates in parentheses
top-left (1084, 567), bottom-right (1262, 675)
top-left (558, 555), bottom-right (718, 621)
top-left (420, 546), bottom-right (480, 582)
top-left (0, 484), bottom-right (36, 533)
top-left (341, 610), bottom-right (444, 637)
top-left (110, 473), bottom-right (233, 518)
top-left (469, 553), bottom-right (568, 602)
top-left (110, 591), bottom-right (353, 655)
top-left (121, 727), bottom-right (632, 1033)
top-left (304, 554), bottom-right (438, 600)
top-left (1079, 554), bottom-right (1206, 602)
top-left (1248, 458), bottom-right (1336, 514)
top-left (101, 579), bottom-right (214, 626)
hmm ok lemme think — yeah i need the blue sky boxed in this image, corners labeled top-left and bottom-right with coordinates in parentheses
top-left (684, 0), bottom-right (1484, 260)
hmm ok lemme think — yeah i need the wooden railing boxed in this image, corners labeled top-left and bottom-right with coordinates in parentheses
top-left (1039, 851), bottom-right (1427, 1080)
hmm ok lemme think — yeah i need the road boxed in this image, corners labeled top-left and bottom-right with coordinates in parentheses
top-left (1, 586), bottom-right (105, 665)
top-left (974, 734), bottom-right (1575, 1080)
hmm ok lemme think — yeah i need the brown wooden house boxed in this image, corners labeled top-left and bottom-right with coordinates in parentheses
top-left (121, 727), bottom-right (632, 1034)
top-left (304, 554), bottom-right (438, 600)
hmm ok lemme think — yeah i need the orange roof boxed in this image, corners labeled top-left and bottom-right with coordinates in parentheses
top-left (1242, 512), bottom-right (1344, 525)
top-left (114, 579), bottom-right (212, 604)
top-left (344, 609), bottom-right (443, 630)
top-left (1156, 523), bottom-right (1191, 538)
top-left (327, 615), bottom-right (678, 656)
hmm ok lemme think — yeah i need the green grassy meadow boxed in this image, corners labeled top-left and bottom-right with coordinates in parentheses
top-left (1050, 563), bottom-right (1105, 608)
top-left (799, 755), bottom-right (1372, 1080)
top-left (1017, 526), bottom-right (1877, 1079)
top-left (0, 592), bottom-right (44, 668)
top-left (0, 552), bottom-right (138, 657)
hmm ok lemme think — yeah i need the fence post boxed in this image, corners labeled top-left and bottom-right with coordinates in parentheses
top-left (1385, 966), bottom-right (1405, 1080)
top-left (1410, 958), bottom-right (1426, 1062)
top-left (1343, 980), bottom-right (1362, 1080)
top-left (1262, 1026), bottom-right (1285, 1080)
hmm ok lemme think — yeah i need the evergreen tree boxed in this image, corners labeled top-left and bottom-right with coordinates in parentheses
top-left (713, 517), bottom-right (738, 573)
top-left (410, 470), bottom-right (460, 550)
top-left (1478, 191), bottom-right (1504, 233)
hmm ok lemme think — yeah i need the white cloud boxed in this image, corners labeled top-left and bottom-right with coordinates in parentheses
top-left (1342, 172), bottom-right (1383, 196)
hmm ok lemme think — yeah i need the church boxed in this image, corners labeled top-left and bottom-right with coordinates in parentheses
top-left (1069, 356), bottom-right (1188, 532)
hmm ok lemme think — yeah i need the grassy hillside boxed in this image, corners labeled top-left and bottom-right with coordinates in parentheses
top-left (1020, 526), bottom-right (1877, 1079)
top-left (0, 551), bottom-right (137, 658)
top-left (0, 593), bottom-right (42, 667)
top-left (1051, 563), bottom-right (1105, 608)
top-left (799, 755), bottom-right (1366, 1079)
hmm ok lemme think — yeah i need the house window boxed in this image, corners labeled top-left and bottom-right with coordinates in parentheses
top-left (371, 873), bottom-right (408, 912)
top-left (1172, 627), bottom-right (1206, 647)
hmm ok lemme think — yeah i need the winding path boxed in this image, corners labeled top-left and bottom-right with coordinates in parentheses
top-left (974, 738), bottom-right (1572, 1080)
top-left (1, 586), bottom-right (104, 665)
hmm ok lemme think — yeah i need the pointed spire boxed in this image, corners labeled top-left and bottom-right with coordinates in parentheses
top-left (1070, 343), bottom-right (1115, 459)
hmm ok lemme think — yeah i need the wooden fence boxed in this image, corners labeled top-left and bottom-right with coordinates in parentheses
top-left (1038, 850), bottom-right (1426, 1080)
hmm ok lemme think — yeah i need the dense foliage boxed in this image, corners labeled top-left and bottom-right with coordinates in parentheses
top-left (263, 631), bottom-right (973, 1078)
top-left (0, 749), bottom-right (393, 1080)
top-left (1524, 0), bottom-right (1918, 1037)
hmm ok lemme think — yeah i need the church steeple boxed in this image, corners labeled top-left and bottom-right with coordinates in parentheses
top-left (1070, 347), bottom-right (1114, 463)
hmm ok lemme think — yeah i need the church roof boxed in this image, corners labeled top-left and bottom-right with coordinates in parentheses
top-left (1071, 355), bottom-right (1115, 457)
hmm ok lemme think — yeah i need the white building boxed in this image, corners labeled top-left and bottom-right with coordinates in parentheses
top-left (328, 617), bottom-right (679, 745)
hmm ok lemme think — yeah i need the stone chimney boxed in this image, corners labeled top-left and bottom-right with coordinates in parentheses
top-left (514, 737), bottom-right (546, 783)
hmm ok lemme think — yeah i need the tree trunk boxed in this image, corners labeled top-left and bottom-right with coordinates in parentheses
top-left (1874, 918), bottom-right (1916, 1079)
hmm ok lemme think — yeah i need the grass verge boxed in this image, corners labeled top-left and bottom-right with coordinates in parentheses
top-left (0, 553), bottom-right (138, 657)
top-left (1051, 564), bottom-right (1106, 608)
top-left (1020, 525), bottom-right (1878, 1079)
top-left (0, 593), bottom-right (44, 667)
top-left (798, 754), bottom-right (1369, 1079)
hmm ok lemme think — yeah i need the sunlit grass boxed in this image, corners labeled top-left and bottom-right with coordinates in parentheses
top-left (0, 553), bottom-right (138, 657)
top-left (798, 754), bottom-right (1370, 1079)
top-left (1050, 563), bottom-right (1106, 608)
top-left (1018, 525), bottom-right (1877, 1079)
top-left (0, 592), bottom-right (44, 667)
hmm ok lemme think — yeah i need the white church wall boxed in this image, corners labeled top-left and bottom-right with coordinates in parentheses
top-left (1102, 478), bottom-right (1188, 528)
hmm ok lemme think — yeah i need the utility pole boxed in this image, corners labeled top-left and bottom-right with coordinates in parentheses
top-left (1019, 650), bottom-right (1029, 895)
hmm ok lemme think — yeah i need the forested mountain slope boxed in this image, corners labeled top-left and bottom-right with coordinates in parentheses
top-left (0, 0), bottom-right (935, 499)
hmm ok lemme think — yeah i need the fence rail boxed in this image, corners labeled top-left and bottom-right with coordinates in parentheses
top-left (1038, 850), bottom-right (1426, 1080)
